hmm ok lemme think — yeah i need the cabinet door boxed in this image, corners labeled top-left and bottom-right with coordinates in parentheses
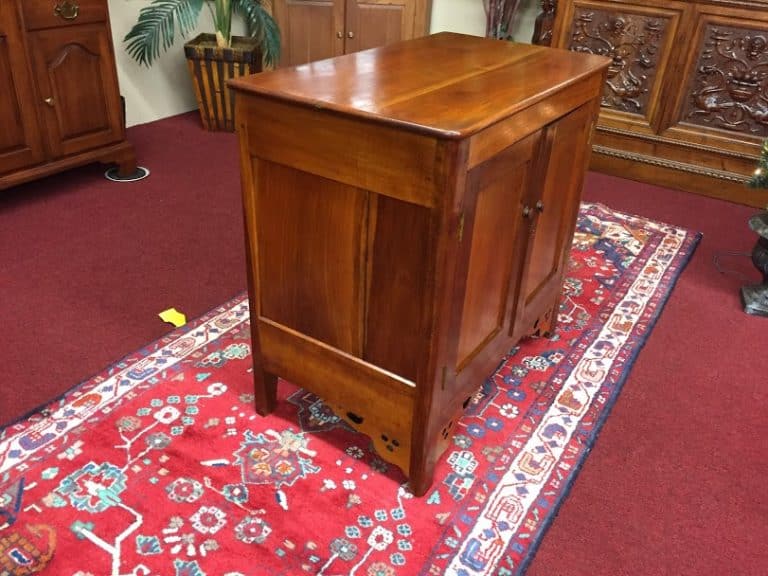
top-left (344, 0), bottom-right (416, 53)
top-left (662, 5), bottom-right (768, 155)
top-left (0, 1), bottom-right (44, 176)
top-left (27, 23), bottom-right (123, 158)
top-left (552, 0), bottom-right (686, 136)
top-left (513, 102), bottom-right (597, 339)
top-left (453, 132), bottom-right (540, 383)
top-left (274, 0), bottom-right (344, 66)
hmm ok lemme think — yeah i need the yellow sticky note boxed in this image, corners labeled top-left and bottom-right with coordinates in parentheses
top-left (159, 307), bottom-right (187, 327)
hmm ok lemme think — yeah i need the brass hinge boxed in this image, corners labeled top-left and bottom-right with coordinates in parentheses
top-left (456, 212), bottom-right (465, 244)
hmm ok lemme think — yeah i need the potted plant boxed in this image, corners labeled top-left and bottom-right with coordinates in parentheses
top-left (124, 0), bottom-right (280, 131)
top-left (743, 139), bottom-right (768, 317)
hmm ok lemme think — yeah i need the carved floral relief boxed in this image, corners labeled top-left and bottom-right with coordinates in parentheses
top-left (568, 8), bottom-right (670, 115)
top-left (684, 25), bottom-right (768, 134)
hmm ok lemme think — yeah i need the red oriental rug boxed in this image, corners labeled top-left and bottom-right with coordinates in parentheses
top-left (0, 203), bottom-right (699, 576)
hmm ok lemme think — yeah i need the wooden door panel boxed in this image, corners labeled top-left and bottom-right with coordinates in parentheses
top-left (517, 103), bottom-right (595, 333)
top-left (664, 7), bottom-right (768, 149)
top-left (275, 0), bottom-right (343, 66)
top-left (345, 0), bottom-right (414, 54)
top-left (553, 0), bottom-right (685, 133)
top-left (0, 38), bottom-right (26, 156)
top-left (256, 161), bottom-right (368, 356)
top-left (363, 194), bottom-right (430, 381)
top-left (0, 2), bottom-right (43, 175)
top-left (29, 24), bottom-right (122, 158)
top-left (456, 133), bottom-right (538, 372)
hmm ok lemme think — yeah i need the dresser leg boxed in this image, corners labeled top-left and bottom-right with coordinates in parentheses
top-left (115, 154), bottom-right (139, 178)
top-left (253, 370), bottom-right (278, 416)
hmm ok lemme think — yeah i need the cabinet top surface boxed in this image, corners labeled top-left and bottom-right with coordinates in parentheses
top-left (229, 32), bottom-right (609, 138)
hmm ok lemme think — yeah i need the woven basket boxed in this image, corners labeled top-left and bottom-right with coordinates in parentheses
top-left (184, 34), bottom-right (263, 132)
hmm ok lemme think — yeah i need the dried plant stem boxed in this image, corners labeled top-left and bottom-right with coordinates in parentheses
top-left (483, 0), bottom-right (523, 40)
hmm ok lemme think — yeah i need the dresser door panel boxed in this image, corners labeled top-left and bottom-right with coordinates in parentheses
top-left (0, 2), bottom-right (43, 175)
top-left (345, 0), bottom-right (415, 54)
top-left (274, 0), bottom-right (344, 66)
top-left (515, 103), bottom-right (595, 337)
top-left (554, 0), bottom-right (685, 134)
top-left (256, 160), bottom-right (367, 356)
top-left (455, 132), bottom-right (539, 376)
top-left (663, 6), bottom-right (768, 156)
top-left (28, 24), bottom-right (122, 158)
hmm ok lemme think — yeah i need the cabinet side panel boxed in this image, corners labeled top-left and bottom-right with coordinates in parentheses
top-left (242, 96), bottom-right (439, 208)
top-left (363, 194), bottom-right (430, 381)
top-left (256, 161), bottom-right (367, 355)
top-left (456, 137), bottom-right (534, 370)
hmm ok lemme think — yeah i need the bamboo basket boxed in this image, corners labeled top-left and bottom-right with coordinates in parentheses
top-left (184, 34), bottom-right (263, 132)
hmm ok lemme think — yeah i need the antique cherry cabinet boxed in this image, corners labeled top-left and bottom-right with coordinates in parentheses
top-left (540, 0), bottom-right (768, 207)
top-left (230, 32), bottom-right (609, 495)
top-left (272, 0), bottom-right (431, 66)
top-left (0, 0), bottom-right (135, 190)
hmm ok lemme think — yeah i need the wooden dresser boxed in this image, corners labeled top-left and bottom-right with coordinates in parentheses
top-left (536, 0), bottom-right (768, 207)
top-left (230, 32), bottom-right (609, 495)
top-left (0, 0), bottom-right (135, 190)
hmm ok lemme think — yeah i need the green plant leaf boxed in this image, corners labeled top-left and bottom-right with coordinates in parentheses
top-left (749, 138), bottom-right (768, 190)
top-left (124, 0), bottom-right (205, 67)
top-left (233, 0), bottom-right (281, 67)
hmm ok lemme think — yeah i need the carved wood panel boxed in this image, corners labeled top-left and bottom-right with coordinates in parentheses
top-left (567, 6), bottom-right (672, 116)
top-left (681, 23), bottom-right (768, 135)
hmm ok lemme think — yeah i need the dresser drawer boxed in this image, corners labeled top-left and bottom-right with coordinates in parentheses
top-left (22, 0), bottom-right (107, 30)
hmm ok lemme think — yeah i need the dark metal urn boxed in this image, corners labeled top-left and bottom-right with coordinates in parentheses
top-left (742, 212), bottom-right (768, 317)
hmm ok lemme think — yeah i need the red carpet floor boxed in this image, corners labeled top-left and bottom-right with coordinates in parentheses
top-left (1, 112), bottom-right (767, 575)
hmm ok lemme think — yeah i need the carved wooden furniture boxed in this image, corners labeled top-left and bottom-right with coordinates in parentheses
top-left (230, 32), bottom-right (608, 495)
top-left (533, 0), bottom-right (558, 46)
top-left (272, 0), bottom-right (431, 66)
top-left (538, 0), bottom-right (768, 208)
top-left (0, 0), bottom-right (136, 190)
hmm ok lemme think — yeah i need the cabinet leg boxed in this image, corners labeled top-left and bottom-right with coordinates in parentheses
top-left (542, 296), bottom-right (561, 338)
top-left (253, 369), bottom-right (278, 416)
top-left (408, 457), bottom-right (436, 497)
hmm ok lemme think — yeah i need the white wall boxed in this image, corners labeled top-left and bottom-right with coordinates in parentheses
top-left (111, 0), bottom-right (539, 127)
top-left (109, 0), bottom-right (248, 127)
